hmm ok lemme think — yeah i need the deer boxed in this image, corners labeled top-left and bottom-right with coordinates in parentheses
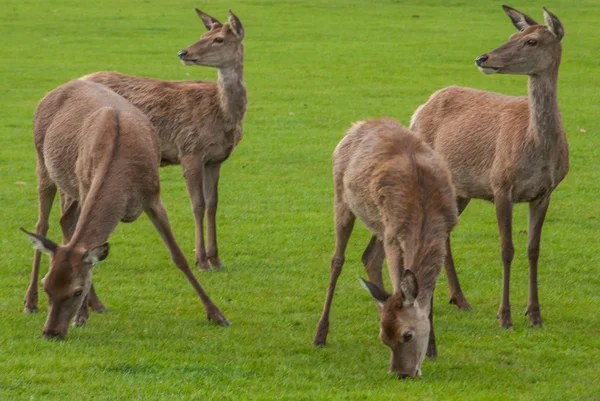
top-left (22, 78), bottom-right (229, 340)
top-left (23, 8), bottom-right (247, 314)
top-left (82, 8), bottom-right (246, 272)
top-left (409, 5), bottom-right (569, 329)
top-left (313, 119), bottom-right (458, 378)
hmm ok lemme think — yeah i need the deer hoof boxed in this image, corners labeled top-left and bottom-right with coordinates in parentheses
top-left (196, 260), bottom-right (212, 271)
top-left (449, 295), bottom-right (473, 311)
top-left (73, 318), bottom-right (87, 327)
top-left (313, 337), bottom-right (327, 347)
top-left (23, 307), bottom-right (38, 314)
top-left (526, 306), bottom-right (543, 327)
top-left (88, 301), bottom-right (107, 312)
top-left (207, 310), bottom-right (230, 327)
top-left (209, 257), bottom-right (225, 269)
top-left (313, 329), bottom-right (329, 347)
top-left (497, 308), bottom-right (513, 329)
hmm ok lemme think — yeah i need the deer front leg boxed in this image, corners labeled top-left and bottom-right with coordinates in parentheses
top-left (313, 201), bottom-right (355, 346)
top-left (59, 196), bottom-right (106, 313)
top-left (426, 287), bottom-right (437, 358)
top-left (73, 295), bottom-right (89, 327)
top-left (444, 197), bottom-right (472, 311)
top-left (526, 195), bottom-right (551, 327)
top-left (495, 194), bottom-right (515, 329)
top-left (145, 198), bottom-right (229, 327)
top-left (203, 163), bottom-right (223, 269)
top-left (24, 165), bottom-right (57, 313)
top-left (383, 235), bottom-right (405, 294)
top-left (182, 156), bottom-right (209, 270)
top-left (59, 192), bottom-right (79, 243)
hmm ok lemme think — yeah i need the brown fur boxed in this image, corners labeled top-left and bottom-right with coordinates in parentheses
top-left (22, 79), bottom-right (228, 339)
top-left (313, 118), bottom-right (457, 378)
top-left (409, 6), bottom-right (569, 328)
top-left (82, 9), bottom-right (246, 271)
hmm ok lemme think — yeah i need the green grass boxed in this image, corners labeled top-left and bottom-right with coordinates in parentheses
top-left (1, 0), bottom-right (600, 399)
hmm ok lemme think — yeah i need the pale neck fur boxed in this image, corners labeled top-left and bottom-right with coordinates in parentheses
top-left (414, 298), bottom-right (432, 316)
top-left (390, 244), bottom-right (441, 316)
top-left (217, 58), bottom-right (247, 129)
top-left (527, 63), bottom-right (563, 152)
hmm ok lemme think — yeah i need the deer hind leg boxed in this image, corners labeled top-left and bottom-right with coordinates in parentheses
top-left (24, 162), bottom-right (56, 313)
top-left (361, 235), bottom-right (385, 291)
top-left (203, 163), bottom-right (224, 269)
top-left (145, 197), bottom-right (229, 327)
top-left (526, 195), bottom-right (551, 327)
top-left (182, 156), bottom-right (209, 271)
top-left (495, 194), bottom-right (515, 329)
top-left (444, 197), bottom-right (472, 311)
top-left (313, 199), bottom-right (356, 346)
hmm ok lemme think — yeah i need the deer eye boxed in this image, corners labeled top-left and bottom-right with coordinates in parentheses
top-left (403, 331), bottom-right (413, 342)
top-left (213, 37), bottom-right (224, 44)
top-left (73, 290), bottom-right (83, 297)
top-left (526, 39), bottom-right (538, 46)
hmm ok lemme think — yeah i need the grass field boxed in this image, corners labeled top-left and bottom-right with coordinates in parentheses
top-left (1, 0), bottom-right (599, 399)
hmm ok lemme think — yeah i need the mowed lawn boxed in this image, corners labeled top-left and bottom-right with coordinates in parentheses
top-left (1, 0), bottom-right (599, 399)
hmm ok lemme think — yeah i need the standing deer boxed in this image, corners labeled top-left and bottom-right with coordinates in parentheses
top-left (83, 9), bottom-right (246, 272)
top-left (409, 6), bottom-right (569, 328)
top-left (24, 8), bottom-right (247, 313)
top-left (313, 119), bottom-right (458, 378)
top-left (22, 79), bottom-right (228, 339)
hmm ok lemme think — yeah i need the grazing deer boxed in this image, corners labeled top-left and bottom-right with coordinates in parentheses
top-left (409, 6), bottom-right (569, 328)
top-left (313, 119), bottom-right (457, 378)
top-left (24, 188), bottom-right (107, 314)
top-left (82, 9), bottom-right (246, 273)
top-left (22, 79), bottom-right (228, 339)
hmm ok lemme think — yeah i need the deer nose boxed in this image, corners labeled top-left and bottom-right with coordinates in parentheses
top-left (475, 54), bottom-right (489, 66)
top-left (177, 50), bottom-right (188, 59)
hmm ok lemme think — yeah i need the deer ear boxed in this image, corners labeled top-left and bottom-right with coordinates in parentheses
top-left (400, 270), bottom-right (419, 306)
top-left (502, 5), bottom-right (538, 31)
top-left (228, 10), bottom-right (244, 39)
top-left (195, 8), bottom-right (222, 31)
top-left (83, 243), bottom-right (109, 266)
top-left (360, 277), bottom-right (390, 308)
top-left (543, 7), bottom-right (564, 41)
top-left (21, 227), bottom-right (58, 256)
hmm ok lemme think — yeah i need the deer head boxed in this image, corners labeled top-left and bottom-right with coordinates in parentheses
top-left (476, 6), bottom-right (564, 75)
top-left (21, 228), bottom-right (108, 340)
top-left (177, 9), bottom-right (244, 68)
top-left (361, 270), bottom-right (429, 378)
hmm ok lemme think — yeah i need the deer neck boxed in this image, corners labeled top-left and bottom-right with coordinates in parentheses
top-left (67, 204), bottom-right (119, 251)
top-left (217, 57), bottom-right (247, 129)
top-left (527, 66), bottom-right (562, 150)
top-left (401, 241), bottom-right (443, 310)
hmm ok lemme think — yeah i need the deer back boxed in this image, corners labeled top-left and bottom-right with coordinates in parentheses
top-left (82, 72), bottom-right (243, 164)
top-left (334, 118), bottom-right (457, 260)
